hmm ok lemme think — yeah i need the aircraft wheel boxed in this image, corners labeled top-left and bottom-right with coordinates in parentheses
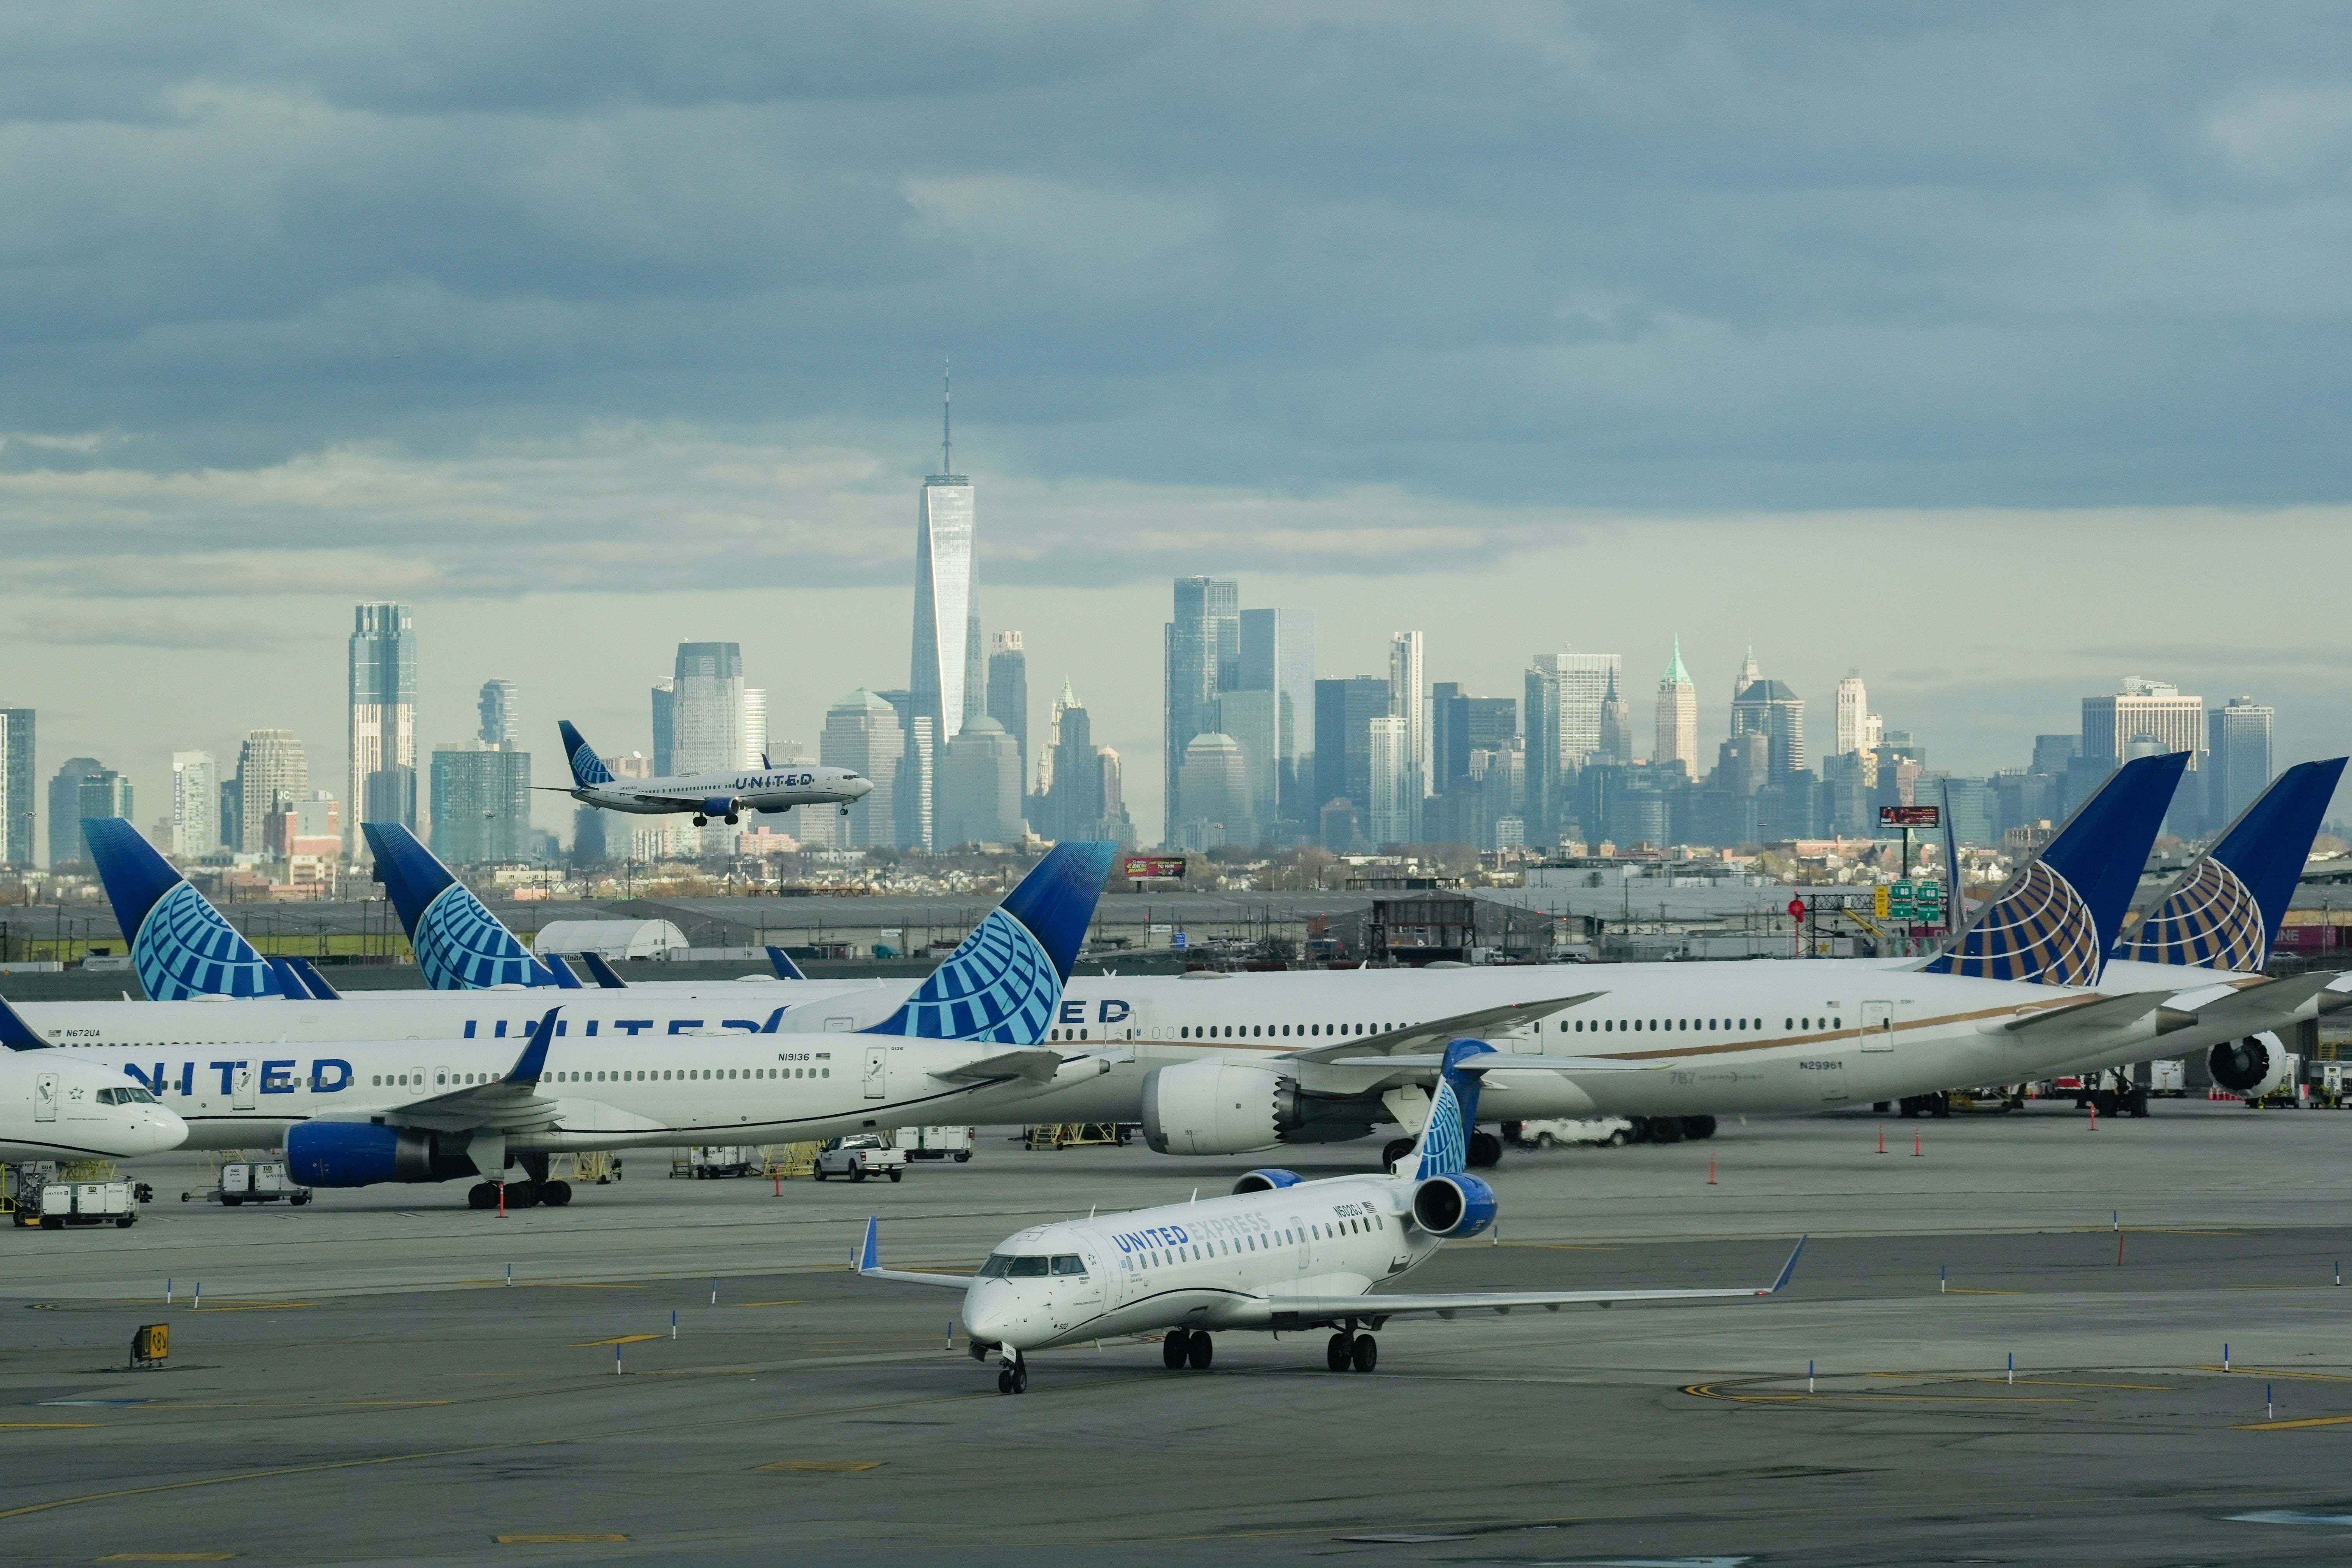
top-left (1380, 1137), bottom-right (1415, 1169)
top-left (1469, 1132), bottom-right (1502, 1168)
top-left (1163, 1330), bottom-right (1190, 1370)
top-left (997, 1366), bottom-right (1015, 1394)
top-left (1682, 1115), bottom-right (1717, 1140)
top-left (1186, 1333), bottom-right (1214, 1370)
top-left (542, 1180), bottom-right (572, 1207)
top-left (1326, 1333), bottom-right (1352, 1372)
top-left (725, 812), bottom-right (740, 825)
top-left (1350, 1334), bottom-right (1378, 1373)
top-left (692, 814), bottom-right (707, 826)
top-left (512, 1182), bottom-right (542, 1209)
top-left (1011, 1363), bottom-right (1028, 1394)
top-left (1650, 1117), bottom-right (1685, 1145)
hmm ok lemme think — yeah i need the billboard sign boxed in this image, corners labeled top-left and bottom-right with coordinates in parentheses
top-left (1122, 856), bottom-right (1187, 880)
top-left (1879, 805), bottom-right (1940, 828)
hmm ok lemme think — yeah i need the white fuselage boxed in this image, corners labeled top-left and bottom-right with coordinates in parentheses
top-left (0, 1052), bottom-right (186, 1162)
top-left (962, 1175), bottom-right (1425, 1353)
top-left (574, 765), bottom-right (871, 818)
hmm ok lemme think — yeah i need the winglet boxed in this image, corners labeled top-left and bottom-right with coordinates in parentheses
top-left (577, 951), bottom-right (627, 989)
top-left (0, 992), bottom-right (51, 1051)
top-left (855, 1215), bottom-right (881, 1274)
top-left (507, 1007), bottom-right (560, 1085)
top-left (767, 945), bottom-right (809, 980)
top-left (1767, 1235), bottom-right (1808, 1295)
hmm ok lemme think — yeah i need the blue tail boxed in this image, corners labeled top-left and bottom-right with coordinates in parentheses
top-left (2116, 757), bottom-right (2347, 971)
top-left (862, 842), bottom-right (1116, 1043)
top-left (558, 721), bottom-right (614, 788)
top-left (362, 822), bottom-right (565, 990)
top-left (577, 950), bottom-right (628, 989)
top-left (286, 956), bottom-right (341, 1000)
top-left (81, 818), bottom-right (286, 1001)
top-left (1403, 1039), bottom-right (1499, 1179)
top-left (1925, 752), bottom-right (2187, 987)
top-left (767, 945), bottom-right (809, 980)
top-left (0, 991), bottom-right (51, 1051)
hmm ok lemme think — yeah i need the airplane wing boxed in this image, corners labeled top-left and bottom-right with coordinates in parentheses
top-left (1283, 993), bottom-right (1604, 1065)
top-left (1257, 1237), bottom-right (1805, 1327)
top-left (318, 1006), bottom-right (564, 1133)
top-left (852, 1217), bottom-right (974, 1289)
top-left (1323, 1053), bottom-right (1668, 1073)
top-left (934, 1048), bottom-right (1065, 1083)
top-left (2001, 992), bottom-right (2189, 1034)
top-left (2183, 971), bottom-right (2352, 1030)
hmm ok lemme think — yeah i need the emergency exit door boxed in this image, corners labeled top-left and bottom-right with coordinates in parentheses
top-left (862, 1046), bottom-right (887, 1100)
top-left (34, 1072), bottom-right (56, 1122)
top-left (232, 1062), bottom-right (257, 1111)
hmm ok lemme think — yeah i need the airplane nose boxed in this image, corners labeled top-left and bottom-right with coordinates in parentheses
top-left (962, 1284), bottom-right (1010, 1344)
top-left (142, 1108), bottom-right (189, 1154)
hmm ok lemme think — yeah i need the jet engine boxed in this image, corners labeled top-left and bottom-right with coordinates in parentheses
top-left (286, 1123), bottom-right (481, 1187)
top-left (2208, 1032), bottom-right (2291, 1100)
top-left (1231, 1168), bottom-right (1304, 1195)
top-left (1410, 1172), bottom-right (1498, 1239)
top-left (697, 795), bottom-right (742, 824)
top-left (1140, 1060), bottom-right (1380, 1155)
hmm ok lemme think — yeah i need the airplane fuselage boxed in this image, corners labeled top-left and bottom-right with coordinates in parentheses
top-left (572, 765), bottom-right (871, 819)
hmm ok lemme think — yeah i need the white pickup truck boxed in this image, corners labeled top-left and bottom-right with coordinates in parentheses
top-left (813, 1134), bottom-right (907, 1183)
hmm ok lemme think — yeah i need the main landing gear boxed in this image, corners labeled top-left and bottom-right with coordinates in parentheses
top-left (1380, 1132), bottom-right (1504, 1170)
top-left (1325, 1330), bottom-right (1378, 1373)
top-left (465, 1179), bottom-right (572, 1210)
top-left (1162, 1327), bottom-right (1214, 1371)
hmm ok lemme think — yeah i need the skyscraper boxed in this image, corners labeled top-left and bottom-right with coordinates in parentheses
top-left (1654, 638), bottom-right (1698, 777)
top-left (2082, 678), bottom-right (2204, 768)
top-left (1238, 608), bottom-right (1315, 823)
top-left (1313, 676), bottom-right (1390, 821)
top-left (1214, 688), bottom-right (1279, 846)
top-left (670, 642), bottom-right (744, 774)
top-left (911, 372), bottom-right (977, 751)
top-left (430, 741), bottom-right (533, 864)
top-left (47, 757), bottom-right (104, 868)
top-left (741, 687), bottom-right (767, 768)
top-left (937, 717), bottom-right (1023, 848)
top-left (477, 680), bottom-right (520, 746)
top-left (987, 631), bottom-right (1029, 774)
top-left (1095, 747), bottom-right (1133, 846)
top-left (1522, 651), bottom-right (1620, 843)
top-left (1595, 666), bottom-right (1629, 766)
top-left (347, 603), bottom-right (418, 851)
top-left (1164, 576), bottom-right (1239, 834)
top-left (0, 706), bottom-right (30, 867)
top-left (821, 690), bottom-right (901, 850)
top-left (1729, 674), bottom-right (1807, 779)
top-left (1387, 630), bottom-right (1427, 833)
top-left (1046, 685), bottom-right (1098, 842)
top-left (1175, 733), bottom-right (1251, 850)
top-left (649, 678), bottom-right (675, 776)
top-left (237, 730), bottom-right (310, 856)
top-left (1366, 715), bottom-right (1412, 846)
top-left (170, 752), bottom-right (218, 859)
top-left (1834, 671), bottom-right (1869, 757)
top-left (2208, 696), bottom-right (2275, 829)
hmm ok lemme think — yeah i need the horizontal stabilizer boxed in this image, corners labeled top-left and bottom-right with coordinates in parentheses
top-left (767, 945), bottom-right (809, 980)
top-left (286, 957), bottom-right (341, 1000)
top-left (1288, 993), bottom-right (1603, 1065)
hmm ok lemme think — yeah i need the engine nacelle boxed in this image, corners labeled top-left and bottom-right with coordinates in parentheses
top-left (699, 795), bottom-right (741, 820)
top-left (1231, 1168), bottom-right (1304, 1195)
top-left (2208, 1032), bottom-right (2291, 1099)
top-left (286, 1122), bottom-right (482, 1187)
top-left (1141, 1060), bottom-right (1290, 1155)
top-left (1410, 1172), bottom-right (1498, 1239)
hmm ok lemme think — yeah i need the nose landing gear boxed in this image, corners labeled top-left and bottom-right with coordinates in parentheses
top-left (995, 1349), bottom-right (1029, 1395)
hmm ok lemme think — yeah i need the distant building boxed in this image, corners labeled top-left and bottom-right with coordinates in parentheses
top-left (742, 688), bottom-right (767, 769)
top-left (348, 603), bottom-right (418, 851)
top-left (911, 378), bottom-right (978, 751)
top-left (1524, 651), bottom-right (1620, 845)
top-left (1387, 631), bottom-right (1427, 833)
top-left (1594, 666), bottom-right (1630, 767)
top-left (1319, 797), bottom-right (1362, 854)
top-left (1176, 732), bottom-right (1252, 849)
top-left (821, 690), bottom-right (901, 851)
top-left (1366, 715), bottom-right (1412, 846)
top-left (170, 752), bottom-right (218, 859)
top-left (1238, 608), bottom-right (1315, 828)
top-left (1314, 676), bottom-right (1388, 823)
top-left (1654, 638), bottom-right (1698, 777)
top-left (2031, 734), bottom-right (2077, 775)
top-left (1165, 576), bottom-right (1239, 835)
top-left (47, 758), bottom-right (106, 868)
top-left (0, 706), bottom-right (31, 867)
top-left (986, 631), bottom-right (1029, 775)
top-left (1730, 670), bottom-right (1806, 780)
top-left (649, 678), bottom-right (675, 776)
top-left (1834, 671), bottom-right (1871, 758)
top-left (670, 642), bottom-right (744, 775)
top-left (1045, 685), bottom-right (1099, 841)
top-left (2208, 696), bottom-right (2275, 830)
top-left (431, 741), bottom-right (533, 864)
top-left (477, 680), bottom-right (520, 745)
top-left (1215, 688), bottom-right (1280, 847)
top-left (76, 767), bottom-right (134, 844)
top-left (937, 716), bottom-right (1023, 848)
top-left (1433, 688), bottom-right (1518, 792)
top-left (236, 730), bottom-right (309, 857)
top-left (1093, 747), bottom-right (1135, 846)
top-left (2083, 676), bottom-right (2204, 832)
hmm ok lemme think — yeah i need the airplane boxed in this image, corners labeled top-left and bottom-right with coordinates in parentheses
top-left (7, 842), bottom-right (1125, 1207)
top-left (0, 1007), bottom-right (186, 1161)
top-left (552, 720), bottom-right (871, 827)
top-left (855, 1037), bottom-right (1805, 1393)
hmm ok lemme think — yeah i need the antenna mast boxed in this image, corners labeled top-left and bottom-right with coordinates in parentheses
top-left (941, 358), bottom-right (952, 476)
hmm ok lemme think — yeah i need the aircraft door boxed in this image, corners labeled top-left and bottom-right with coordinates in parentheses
top-left (34, 1072), bottom-right (56, 1122)
top-left (1072, 1251), bottom-right (1103, 1319)
top-left (862, 1046), bottom-right (887, 1100)
top-left (1291, 1215), bottom-right (1310, 1272)
top-left (232, 1062), bottom-right (258, 1111)
top-left (434, 1065), bottom-right (453, 1093)
top-left (408, 1064), bottom-right (423, 1094)
top-left (1861, 1000), bottom-right (1894, 1052)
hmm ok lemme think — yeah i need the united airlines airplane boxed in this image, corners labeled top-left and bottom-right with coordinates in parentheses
top-left (857, 1038), bottom-right (1803, 1393)
top-left (551, 720), bottom-right (869, 826)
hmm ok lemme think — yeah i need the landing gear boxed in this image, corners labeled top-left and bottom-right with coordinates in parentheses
top-left (541, 1180), bottom-right (572, 1207)
top-left (996, 1350), bottom-right (1028, 1395)
top-left (1380, 1137), bottom-right (1415, 1169)
top-left (1325, 1329), bottom-right (1378, 1372)
top-left (840, 805), bottom-right (852, 817)
top-left (1351, 1335), bottom-right (1378, 1373)
top-left (1187, 1333), bottom-right (1214, 1370)
top-left (692, 814), bottom-right (707, 826)
top-left (1649, 1116), bottom-right (1685, 1145)
top-left (1468, 1131), bottom-right (1502, 1169)
top-left (1325, 1332), bottom-right (1352, 1372)
top-left (1163, 1330), bottom-right (1190, 1370)
top-left (1681, 1115), bottom-right (1717, 1140)
top-left (724, 812), bottom-right (739, 825)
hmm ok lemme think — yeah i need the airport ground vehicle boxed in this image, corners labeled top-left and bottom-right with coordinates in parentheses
top-left (815, 1134), bottom-right (906, 1182)
top-left (677, 1146), bottom-right (762, 1178)
top-left (1503, 1117), bottom-right (1636, 1149)
top-left (192, 1160), bottom-right (312, 1206)
top-left (24, 1175), bottom-right (140, 1228)
top-left (900, 1126), bottom-right (976, 1162)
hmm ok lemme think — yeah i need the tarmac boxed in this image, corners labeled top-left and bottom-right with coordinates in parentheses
top-left (5, 1100), bottom-right (2352, 1565)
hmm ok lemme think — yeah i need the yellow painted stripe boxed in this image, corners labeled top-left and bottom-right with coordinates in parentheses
top-left (1941, 1288), bottom-right (2023, 1295)
top-left (494, 1535), bottom-right (629, 1544)
top-left (0, 1423), bottom-right (95, 1429)
top-left (573, 1334), bottom-right (663, 1347)
top-left (95, 1555), bottom-right (235, 1562)
top-left (757, 1460), bottom-right (885, 1472)
top-left (727, 1300), bottom-right (805, 1308)
top-left (2201, 1366), bottom-right (2352, 1382)
top-left (2234, 1414), bottom-right (2352, 1430)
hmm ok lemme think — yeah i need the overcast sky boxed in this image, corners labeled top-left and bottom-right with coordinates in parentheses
top-left (4, 3), bottom-right (2349, 846)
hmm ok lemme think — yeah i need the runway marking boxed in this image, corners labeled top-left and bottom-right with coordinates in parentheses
top-left (176, 1301), bottom-right (319, 1314)
top-left (728, 1300), bottom-right (806, 1308)
top-left (756, 1459), bottom-right (885, 1472)
top-left (2200, 1366), bottom-right (2352, 1382)
top-left (493, 1535), bottom-right (629, 1544)
top-left (1940, 1288), bottom-right (2023, 1295)
top-left (2233, 1415), bottom-right (2352, 1431)
top-left (1962, 1378), bottom-right (2173, 1391)
top-left (1682, 1380), bottom-right (2072, 1405)
top-left (94, 1555), bottom-right (236, 1561)
top-left (573, 1334), bottom-right (664, 1347)
top-left (0, 1423), bottom-right (96, 1430)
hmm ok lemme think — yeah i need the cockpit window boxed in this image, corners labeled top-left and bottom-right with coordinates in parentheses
top-left (95, 1087), bottom-right (156, 1106)
top-left (1006, 1256), bottom-right (1050, 1277)
top-left (979, 1254), bottom-right (1012, 1278)
top-left (1050, 1255), bottom-right (1087, 1276)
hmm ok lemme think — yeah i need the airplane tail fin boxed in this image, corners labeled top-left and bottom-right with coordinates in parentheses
top-left (81, 817), bottom-right (286, 1000)
top-left (558, 721), bottom-right (614, 789)
top-left (1924, 751), bottom-right (2186, 987)
top-left (767, 945), bottom-right (809, 980)
top-left (864, 841), bottom-right (1117, 1044)
top-left (577, 951), bottom-right (628, 989)
top-left (286, 956), bottom-right (342, 1000)
top-left (362, 822), bottom-right (567, 990)
top-left (2116, 756), bottom-right (2347, 970)
top-left (1398, 1039), bottom-right (1500, 1180)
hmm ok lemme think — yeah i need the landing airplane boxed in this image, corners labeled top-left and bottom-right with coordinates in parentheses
top-left (857, 1037), bottom-right (1804, 1393)
top-left (552, 720), bottom-right (870, 827)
